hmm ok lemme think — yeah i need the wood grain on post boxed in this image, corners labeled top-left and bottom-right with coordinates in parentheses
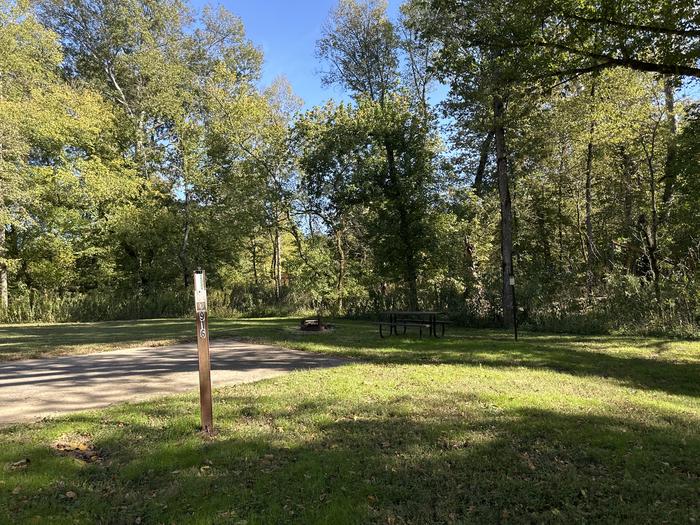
top-left (194, 271), bottom-right (213, 434)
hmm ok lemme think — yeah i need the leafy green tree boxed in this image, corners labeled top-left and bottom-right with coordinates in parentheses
top-left (295, 101), bottom-right (370, 312)
top-left (37, 0), bottom-right (265, 294)
top-left (316, 0), bottom-right (441, 309)
top-left (1, 0), bottom-right (133, 314)
top-left (317, 0), bottom-right (399, 104)
top-left (407, 0), bottom-right (536, 325)
top-left (425, 0), bottom-right (700, 79)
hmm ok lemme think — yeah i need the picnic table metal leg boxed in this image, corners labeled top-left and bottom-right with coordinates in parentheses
top-left (433, 321), bottom-right (445, 338)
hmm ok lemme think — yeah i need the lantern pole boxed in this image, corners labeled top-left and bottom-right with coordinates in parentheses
top-left (510, 273), bottom-right (518, 341)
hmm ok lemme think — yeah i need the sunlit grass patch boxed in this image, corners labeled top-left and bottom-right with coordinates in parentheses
top-left (1, 366), bottom-right (698, 522)
top-left (1, 318), bottom-right (699, 522)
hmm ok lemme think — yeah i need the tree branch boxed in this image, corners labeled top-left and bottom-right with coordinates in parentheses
top-left (564, 13), bottom-right (700, 38)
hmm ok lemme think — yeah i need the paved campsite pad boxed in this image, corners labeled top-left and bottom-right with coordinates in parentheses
top-left (0, 340), bottom-right (346, 424)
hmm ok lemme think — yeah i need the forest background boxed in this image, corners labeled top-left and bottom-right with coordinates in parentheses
top-left (1, 0), bottom-right (699, 336)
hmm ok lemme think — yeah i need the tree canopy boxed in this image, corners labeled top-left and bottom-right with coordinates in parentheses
top-left (1, 0), bottom-right (699, 336)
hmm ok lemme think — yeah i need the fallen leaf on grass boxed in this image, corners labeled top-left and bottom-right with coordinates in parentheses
top-left (9, 458), bottom-right (30, 470)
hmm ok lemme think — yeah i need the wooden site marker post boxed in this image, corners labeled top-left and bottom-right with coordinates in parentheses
top-left (193, 270), bottom-right (213, 434)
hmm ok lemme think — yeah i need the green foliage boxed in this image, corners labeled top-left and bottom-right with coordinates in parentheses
top-left (317, 0), bottom-right (400, 102)
top-left (295, 94), bottom-right (442, 312)
top-left (0, 0), bottom-right (699, 335)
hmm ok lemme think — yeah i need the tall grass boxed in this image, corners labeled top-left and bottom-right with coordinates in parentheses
top-left (0, 289), bottom-right (223, 323)
top-left (2, 285), bottom-right (697, 339)
top-left (0, 288), bottom-right (321, 324)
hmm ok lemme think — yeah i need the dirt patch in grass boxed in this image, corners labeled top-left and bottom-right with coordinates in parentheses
top-left (52, 435), bottom-right (104, 463)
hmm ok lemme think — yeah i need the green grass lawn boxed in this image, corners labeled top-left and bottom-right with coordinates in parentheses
top-left (0, 318), bottom-right (258, 361)
top-left (1, 319), bottom-right (699, 523)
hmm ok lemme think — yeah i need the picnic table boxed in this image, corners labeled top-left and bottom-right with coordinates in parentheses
top-left (377, 311), bottom-right (449, 338)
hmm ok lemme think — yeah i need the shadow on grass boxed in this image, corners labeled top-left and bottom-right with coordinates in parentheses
top-left (2, 394), bottom-right (698, 524)
top-left (0, 319), bottom-right (194, 360)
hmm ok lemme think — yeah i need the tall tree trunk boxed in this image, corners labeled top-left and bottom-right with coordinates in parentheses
top-left (463, 235), bottom-right (485, 309)
top-left (620, 147), bottom-right (636, 270)
top-left (136, 109), bottom-right (148, 178)
top-left (474, 130), bottom-right (494, 197)
top-left (385, 142), bottom-right (419, 310)
top-left (251, 240), bottom-right (259, 287)
top-left (661, 77), bottom-right (677, 219)
top-left (638, 214), bottom-right (661, 307)
top-left (585, 80), bottom-right (597, 299)
top-left (493, 94), bottom-right (514, 328)
top-left (273, 224), bottom-right (282, 301)
top-left (643, 135), bottom-right (662, 307)
top-left (635, 113), bottom-right (664, 309)
top-left (535, 192), bottom-right (552, 268)
top-left (0, 225), bottom-right (7, 311)
top-left (335, 227), bottom-right (346, 314)
top-left (178, 189), bottom-right (191, 288)
top-left (556, 144), bottom-right (566, 270)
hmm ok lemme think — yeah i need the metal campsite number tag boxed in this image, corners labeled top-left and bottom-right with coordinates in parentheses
top-left (194, 272), bottom-right (208, 313)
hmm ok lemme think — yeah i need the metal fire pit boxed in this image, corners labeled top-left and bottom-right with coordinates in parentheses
top-left (299, 318), bottom-right (331, 331)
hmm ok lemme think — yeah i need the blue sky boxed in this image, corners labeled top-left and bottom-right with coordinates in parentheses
top-left (189, 1), bottom-right (698, 109)
top-left (190, 0), bottom-right (403, 109)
